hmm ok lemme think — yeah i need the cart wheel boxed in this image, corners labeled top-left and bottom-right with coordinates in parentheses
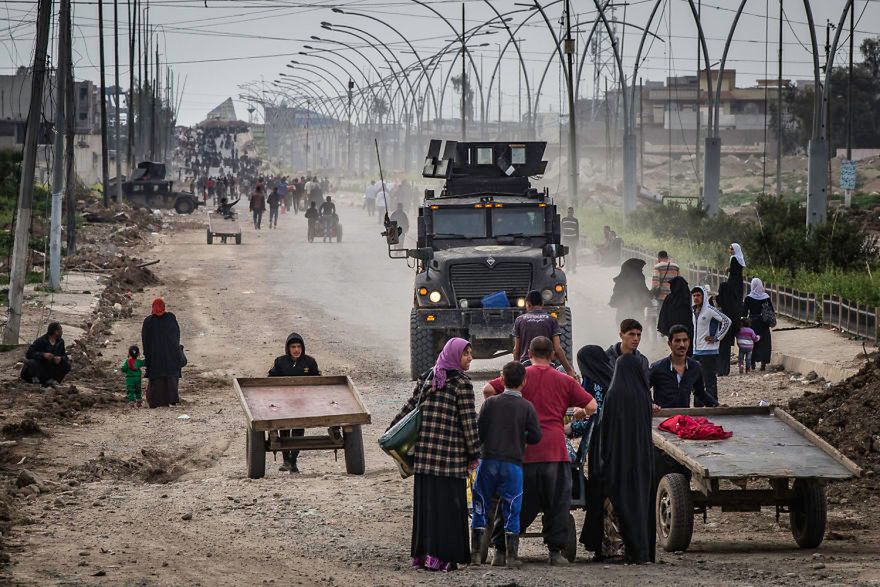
top-left (336, 224), bottom-right (343, 243)
top-left (656, 473), bottom-right (694, 552)
top-left (343, 425), bottom-right (365, 475)
top-left (246, 427), bottom-right (266, 479)
top-left (563, 513), bottom-right (577, 562)
top-left (790, 479), bottom-right (826, 549)
top-left (235, 233), bottom-right (242, 245)
top-left (207, 228), bottom-right (213, 245)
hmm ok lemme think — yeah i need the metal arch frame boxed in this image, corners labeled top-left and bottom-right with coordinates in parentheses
top-left (296, 54), bottom-right (376, 126)
top-left (331, 6), bottom-right (439, 124)
top-left (480, 1), bottom-right (535, 136)
top-left (322, 23), bottom-right (419, 131)
top-left (299, 48), bottom-right (384, 126)
top-left (408, 0), bottom-right (489, 130)
top-left (286, 61), bottom-right (375, 125)
top-left (271, 81), bottom-right (345, 167)
top-left (308, 35), bottom-right (401, 130)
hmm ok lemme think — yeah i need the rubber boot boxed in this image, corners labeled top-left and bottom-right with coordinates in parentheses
top-left (505, 533), bottom-right (522, 568)
top-left (470, 529), bottom-right (484, 565)
top-left (491, 546), bottom-right (506, 567)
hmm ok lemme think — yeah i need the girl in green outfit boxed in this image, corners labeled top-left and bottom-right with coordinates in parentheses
top-left (120, 345), bottom-right (146, 406)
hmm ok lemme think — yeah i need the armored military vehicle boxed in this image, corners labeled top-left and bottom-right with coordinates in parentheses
top-left (382, 140), bottom-right (572, 379)
top-left (122, 161), bottom-right (201, 214)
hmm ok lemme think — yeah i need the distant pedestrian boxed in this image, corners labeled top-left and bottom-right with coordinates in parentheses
top-left (609, 258), bottom-right (652, 324)
top-left (389, 338), bottom-right (480, 572)
top-left (364, 181), bottom-right (378, 216)
top-left (728, 243), bottom-right (746, 299)
top-left (715, 281), bottom-right (742, 376)
top-left (120, 345), bottom-right (146, 406)
top-left (389, 202), bottom-right (409, 241)
top-left (690, 286), bottom-right (731, 405)
top-left (561, 207), bottom-right (580, 272)
top-left (651, 251), bottom-right (680, 302)
top-left (735, 318), bottom-right (761, 374)
top-left (657, 276), bottom-right (692, 342)
top-left (743, 278), bottom-right (774, 371)
top-left (141, 298), bottom-right (183, 409)
top-left (267, 187), bottom-right (281, 229)
top-left (250, 185), bottom-right (266, 230)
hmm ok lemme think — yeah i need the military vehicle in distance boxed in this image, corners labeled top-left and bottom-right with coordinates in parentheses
top-left (122, 161), bottom-right (201, 214)
top-left (383, 140), bottom-right (572, 379)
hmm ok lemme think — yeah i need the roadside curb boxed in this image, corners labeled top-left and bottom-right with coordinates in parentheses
top-left (770, 350), bottom-right (859, 384)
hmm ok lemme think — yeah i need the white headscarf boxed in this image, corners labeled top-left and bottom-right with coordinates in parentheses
top-left (730, 243), bottom-right (746, 268)
top-left (747, 277), bottom-right (770, 300)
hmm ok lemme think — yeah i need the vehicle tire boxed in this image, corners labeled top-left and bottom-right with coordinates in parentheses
top-left (175, 197), bottom-right (195, 214)
top-left (235, 233), bottom-right (242, 245)
top-left (790, 479), bottom-right (826, 548)
top-left (410, 309), bottom-right (437, 380)
top-left (559, 306), bottom-right (573, 364)
top-left (336, 224), bottom-right (343, 243)
top-left (246, 427), bottom-right (266, 479)
top-left (656, 473), bottom-right (694, 552)
top-left (563, 513), bottom-right (577, 562)
top-left (206, 228), bottom-right (213, 245)
top-left (343, 425), bottom-right (365, 475)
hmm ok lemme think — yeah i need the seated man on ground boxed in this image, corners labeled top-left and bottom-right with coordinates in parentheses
top-left (21, 322), bottom-right (71, 386)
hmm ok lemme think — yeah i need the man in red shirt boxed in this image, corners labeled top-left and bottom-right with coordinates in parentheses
top-left (482, 336), bottom-right (597, 566)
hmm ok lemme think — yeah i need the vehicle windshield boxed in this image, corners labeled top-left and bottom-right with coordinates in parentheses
top-left (433, 208), bottom-right (487, 238)
top-left (491, 208), bottom-right (544, 237)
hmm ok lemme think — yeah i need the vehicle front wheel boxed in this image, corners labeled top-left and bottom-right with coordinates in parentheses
top-left (175, 197), bottom-right (195, 214)
top-left (656, 473), bottom-right (694, 552)
top-left (410, 310), bottom-right (438, 380)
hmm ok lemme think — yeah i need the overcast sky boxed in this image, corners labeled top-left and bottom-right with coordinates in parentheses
top-left (2, 0), bottom-right (878, 126)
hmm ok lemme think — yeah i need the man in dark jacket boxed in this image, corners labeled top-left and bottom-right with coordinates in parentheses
top-left (21, 322), bottom-right (71, 386)
top-left (268, 332), bottom-right (320, 472)
top-left (606, 318), bottom-right (650, 380)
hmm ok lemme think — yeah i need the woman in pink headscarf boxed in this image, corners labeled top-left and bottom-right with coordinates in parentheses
top-left (389, 337), bottom-right (480, 572)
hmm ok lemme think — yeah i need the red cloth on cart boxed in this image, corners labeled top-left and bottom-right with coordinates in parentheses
top-left (659, 414), bottom-right (732, 440)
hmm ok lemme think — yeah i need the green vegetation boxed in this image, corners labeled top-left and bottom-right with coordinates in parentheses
top-left (582, 197), bottom-right (880, 307)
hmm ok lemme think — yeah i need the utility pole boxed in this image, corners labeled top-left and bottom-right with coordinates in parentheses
top-left (65, 30), bottom-right (77, 257)
top-left (461, 3), bottom-right (467, 141)
top-left (49, 0), bottom-right (70, 290)
top-left (564, 0), bottom-right (578, 203)
top-left (846, 1), bottom-right (854, 161)
top-left (98, 0), bottom-right (111, 206)
top-left (347, 78), bottom-right (353, 170)
top-left (114, 0), bottom-right (123, 202)
top-left (3, 0), bottom-right (52, 345)
top-left (639, 77), bottom-right (644, 187)
top-left (127, 0), bottom-right (136, 182)
top-left (497, 43), bottom-right (502, 139)
top-left (695, 0), bottom-right (701, 183)
top-left (776, 0), bottom-right (783, 196)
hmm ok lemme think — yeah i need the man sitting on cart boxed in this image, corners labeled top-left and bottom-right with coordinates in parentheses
top-left (268, 332), bottom-right (321, 473)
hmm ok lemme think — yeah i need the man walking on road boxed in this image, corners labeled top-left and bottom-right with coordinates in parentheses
top-left (250, 185), bottom-right (266, 230)
top-left (691, 286), bottom-right (731, 405)
top-left (560, 207), bottom-right (580, 272)
top-left (364, 181), bottom-right (378, 216)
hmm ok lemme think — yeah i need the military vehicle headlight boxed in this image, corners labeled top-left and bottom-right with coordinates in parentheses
top-left (418, 287), bottom-right (428, 296)
top-left (516, 298), bottom-right (525, 308)
top-left (429, 290), bottom-right (443, 303)
top-left (459, 299), bottom-right (469, 309)
top-left (554, 284), bottom-right (565, 293)
top-left (541, 289), bottom-right (553, 301)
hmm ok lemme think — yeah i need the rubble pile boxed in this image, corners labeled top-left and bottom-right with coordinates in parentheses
top-left (788, 357), bottom-right (880, 503)
top-left (63, 448), bottom-right (187, 485)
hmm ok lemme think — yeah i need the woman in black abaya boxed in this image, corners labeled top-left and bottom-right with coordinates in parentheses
top-left (609, 258), bottom-right (653, 324)
top-left (656, 276), bottom-right (692, 340)
top-left (715, 281), bottom-right (742, 376)
top-left (582, 353), bottom-right (656, 564)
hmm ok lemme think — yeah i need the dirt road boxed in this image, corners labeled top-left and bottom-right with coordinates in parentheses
top-left (4, 206), bottom-right (879, 585)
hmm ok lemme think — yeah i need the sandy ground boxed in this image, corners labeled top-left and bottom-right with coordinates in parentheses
top-left (3, 205), bottom-right (880, 586)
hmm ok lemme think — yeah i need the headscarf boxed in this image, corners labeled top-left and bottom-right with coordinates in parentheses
top-left (747, 277), bottom-right (770, 301)
top-left (432, 337), bottom-right (471, 390)
top-left (730, 243), bottom-right (746, 268)
top-left (577, 345), bottom-right (613, 391)
top-left (151, 298), bottom-right (166, 317)
top-left (657, 276), bottom-right (693, 339)
top-left (609, 258), bottom-right (652, 309)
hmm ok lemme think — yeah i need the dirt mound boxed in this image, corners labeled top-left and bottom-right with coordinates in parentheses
top-left (63, 448), bottom-right (188, 484)
top-left (788, 358), bottom-right (880, 504)
top-left (1, 418), bottom-right (43, 439)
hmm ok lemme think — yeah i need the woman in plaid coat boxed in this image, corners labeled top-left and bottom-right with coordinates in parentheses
top-left (390, 337), bottom-right (480, 572)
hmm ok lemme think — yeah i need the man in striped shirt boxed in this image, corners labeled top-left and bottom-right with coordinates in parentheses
top-left (651, 250), bottom-right (680, 302)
